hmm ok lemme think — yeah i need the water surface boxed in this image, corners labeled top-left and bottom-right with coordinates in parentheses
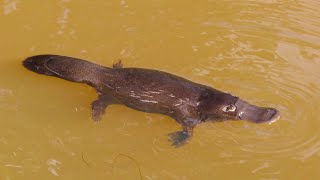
top-left (1, 0), bottom-right (320, 179)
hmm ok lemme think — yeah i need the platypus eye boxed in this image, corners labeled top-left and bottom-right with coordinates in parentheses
top-left (222, 104), bottom-right (236, 112)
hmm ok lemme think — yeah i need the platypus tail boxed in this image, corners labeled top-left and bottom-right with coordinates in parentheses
top-left (23, 54), bottom-right (107, 85)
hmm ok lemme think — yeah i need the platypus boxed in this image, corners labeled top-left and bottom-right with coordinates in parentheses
top-left (23, 55), bottom-right (280, 147)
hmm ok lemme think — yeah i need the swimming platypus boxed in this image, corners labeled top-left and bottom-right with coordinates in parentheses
top-left (23, 55), bottom-right (280, 147)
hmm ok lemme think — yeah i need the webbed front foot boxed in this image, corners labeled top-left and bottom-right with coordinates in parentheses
top-left (168, 130), bottom-right (192, 148)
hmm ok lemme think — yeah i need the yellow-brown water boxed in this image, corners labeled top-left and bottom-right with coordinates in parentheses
top-left (1, 0), bottom-right (320, 179)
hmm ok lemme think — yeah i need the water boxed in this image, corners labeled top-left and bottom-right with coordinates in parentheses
top-left (1, 0), bottom-right (320, 179)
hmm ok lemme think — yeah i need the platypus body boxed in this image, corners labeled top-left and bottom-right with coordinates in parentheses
top-left (23, 55), bottom-right (280, 147)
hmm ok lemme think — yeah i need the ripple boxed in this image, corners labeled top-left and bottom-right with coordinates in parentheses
top-left (194, 36), bottom-right (320, 162)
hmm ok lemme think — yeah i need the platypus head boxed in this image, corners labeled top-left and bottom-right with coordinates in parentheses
top-left (201, 93), bottom-right (280, 124)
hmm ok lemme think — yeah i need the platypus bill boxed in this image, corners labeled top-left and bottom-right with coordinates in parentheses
top-left (23, 55), bottom-right (280, 147)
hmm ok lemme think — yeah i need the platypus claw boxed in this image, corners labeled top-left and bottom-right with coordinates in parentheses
top-left (168, 131), bottom-right (191, 147)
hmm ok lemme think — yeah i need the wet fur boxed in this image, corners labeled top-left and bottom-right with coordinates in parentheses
top-left (23, 55), bottom-right (242, 147)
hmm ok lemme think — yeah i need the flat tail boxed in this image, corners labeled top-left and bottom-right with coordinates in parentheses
top-left (23, 55), bottom-right (58, 75)
top-left (23, 54), bottom-right (108, 86)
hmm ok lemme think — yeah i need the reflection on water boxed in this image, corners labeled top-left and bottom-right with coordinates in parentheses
top-left (193, 0), bottom-right (320, 167)
top-left (1, 0), bottom-right (320, 179)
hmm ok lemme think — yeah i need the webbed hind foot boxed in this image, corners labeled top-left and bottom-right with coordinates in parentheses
top-left (91, 99), bottom-right (108, 121)
top-left (91, 94), bottom-right (114, 121)
top-left (112, 59), bottom-right (123, 68)
top-left (168, 130), bottom-right (192, 148)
